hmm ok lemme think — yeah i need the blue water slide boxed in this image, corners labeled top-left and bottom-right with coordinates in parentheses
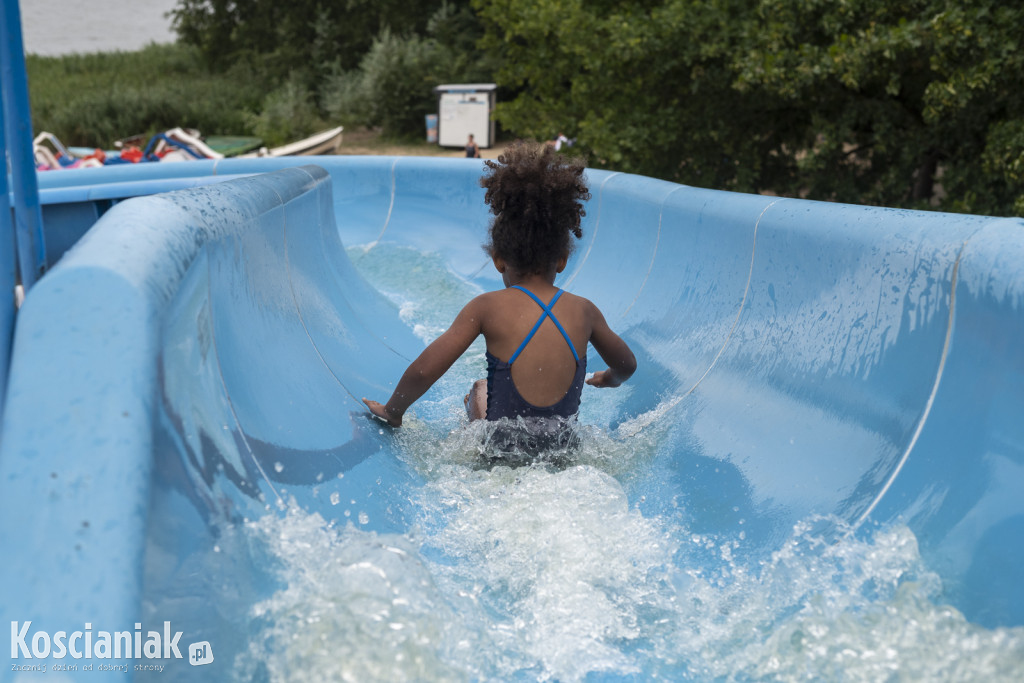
top-left (1, 157), bottom-right (1022, 679)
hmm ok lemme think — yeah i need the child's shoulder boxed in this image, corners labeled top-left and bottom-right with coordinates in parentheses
top-left (467, 289), bottom-right (508, 307)
top-left (559, 289), bottom-right (592, 305)
top-left (558, 289), bottom-right (599, 315)
top-left (457, 289), bottom-right (507, 318)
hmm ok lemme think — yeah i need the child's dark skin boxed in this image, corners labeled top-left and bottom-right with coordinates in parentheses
top-left (363, 252), bottom-right (636, 427)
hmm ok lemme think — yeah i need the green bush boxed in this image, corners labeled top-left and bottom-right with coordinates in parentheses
top-left (322, 30), bottom-right (440, 139)
top-left (320, 69), bottom-right (372, 130)
top-left (245, 79), bottom-right (325, 147)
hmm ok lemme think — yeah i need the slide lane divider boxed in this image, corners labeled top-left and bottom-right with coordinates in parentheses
top-left (364, 157), bottom-right (399, 249)
top-left (620, 185), bottom-right (686, 318)
top-left (853, 236), bottom-right (969, 529)
top-left (563, 171), bottom-right (619, 289)
top-left (205, 244), bottom-right (286, 509)
top-left (621, 197), bottom-right (784, 437)
top-left (283, 204), bottom-right (364, 411)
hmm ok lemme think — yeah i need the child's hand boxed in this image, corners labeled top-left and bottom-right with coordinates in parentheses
top-left (362, 398), bottom-right (403, 427)
top-left (586, 370), bottom-right (623, 388)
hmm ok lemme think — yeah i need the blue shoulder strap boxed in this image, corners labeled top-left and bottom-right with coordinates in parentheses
top-left (507, 285), bottom-right (581, 365)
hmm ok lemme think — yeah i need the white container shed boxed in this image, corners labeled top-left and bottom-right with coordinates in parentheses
top-left (434, 83), bottom-right (497, 149)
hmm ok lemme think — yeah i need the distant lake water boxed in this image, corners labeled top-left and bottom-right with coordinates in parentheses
top-left (20, 0), bottom-right (178, 57)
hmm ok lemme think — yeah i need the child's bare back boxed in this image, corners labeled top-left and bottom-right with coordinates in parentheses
top-left (461, 270), bottom-right (634, 421)
top-left (363, 141), bottom-right (635, 434)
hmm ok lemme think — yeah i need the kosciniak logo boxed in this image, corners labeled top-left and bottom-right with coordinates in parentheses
top-left (10, 621), bottom-right (213, 666)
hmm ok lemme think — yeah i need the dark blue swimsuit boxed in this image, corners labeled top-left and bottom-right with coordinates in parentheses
top-left (484, 286), bottom-right (587, 456)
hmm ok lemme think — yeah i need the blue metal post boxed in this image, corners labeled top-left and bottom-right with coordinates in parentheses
top-left (1, 0), bottom-right (46, 290)
top-left (0, 106), bottom-right (13, 419)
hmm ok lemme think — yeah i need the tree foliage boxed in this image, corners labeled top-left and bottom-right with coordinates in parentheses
top-left (321, 31), bottom-right (440, 138)
top-left (171, 0), bottom-right (448, 72)
top-left (168, 0), bottom-right (1024, 213)
top-left (319, 7), bottom-right (500, 139)
top-left (171, 0), bottom-right (495, 138)
top-left (475, 0), bottom-right (1024, 215)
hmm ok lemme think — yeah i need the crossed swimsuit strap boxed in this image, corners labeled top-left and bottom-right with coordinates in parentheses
top-left (507, 285), bottom-right (581, 365)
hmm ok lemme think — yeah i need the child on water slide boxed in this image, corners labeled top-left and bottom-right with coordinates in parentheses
top-left (364, 140), bottom-right (636, 450)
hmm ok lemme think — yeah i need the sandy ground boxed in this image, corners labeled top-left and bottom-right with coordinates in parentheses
top-left (332, 127), bottom-right (510, 159)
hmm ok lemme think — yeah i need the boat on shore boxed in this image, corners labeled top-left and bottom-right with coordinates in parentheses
top-left (42, 126), bottom-right (344, 170)
top-left (237, 125), bottom-right (344, 158)
top-left (34, 131), bottom-right (103, 170)
top-left (202, 134), bottom-right (265, 158)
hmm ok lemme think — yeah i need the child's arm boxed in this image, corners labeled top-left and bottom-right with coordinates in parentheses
top-left (584, 303), bottom-right (637, 388)
top-left (363, 298), bottom-right (485, 427)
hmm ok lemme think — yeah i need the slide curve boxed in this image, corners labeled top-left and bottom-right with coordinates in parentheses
top-left (1, 158), bottom-right (1022, 679)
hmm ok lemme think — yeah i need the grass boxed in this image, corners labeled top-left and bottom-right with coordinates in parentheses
top-left (337, 128), bottom-right (509, 159)
top-left (26, 43), bottom-right (269, 148)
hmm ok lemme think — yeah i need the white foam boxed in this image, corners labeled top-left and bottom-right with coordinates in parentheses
top-left (235, 504), bottom-right (477, 682)
top-left (236, 453), bottom-right (1024, 681)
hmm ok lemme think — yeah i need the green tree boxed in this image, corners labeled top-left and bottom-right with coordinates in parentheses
top-left (322, 30), bottom-right (440, 138)
top-left (735, 0), bottom-right (1024, 214)
top-left (473, 0), bottom-right (810, 192)
top-left (172, 0), bottom-right (495, 139)
top-left (476, 0), bottom-right (1024, 216)
top-left (924, 3), bottom-right (1024, 215)
top-left (170, 0), bottom-right (469, 80)
top-left (320, 4), bottom-right (499, 138)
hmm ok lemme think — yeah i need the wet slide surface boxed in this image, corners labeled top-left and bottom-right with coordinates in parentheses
top-left (1, 158), bottom-right (1023, 680)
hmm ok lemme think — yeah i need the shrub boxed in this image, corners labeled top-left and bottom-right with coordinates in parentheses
top-left (245, 79), bottom-right (324, 147)
top-left (322, 30), bottom-right (439, 139)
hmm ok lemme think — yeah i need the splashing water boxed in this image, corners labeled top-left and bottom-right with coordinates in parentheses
top-left (234, 505), bottom-right (472, 682)
top-left (226, 243), bottom-right (1024, 681)
top-left (234, 446), bottom-right (1024, 681)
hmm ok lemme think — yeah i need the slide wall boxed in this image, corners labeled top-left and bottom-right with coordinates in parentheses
top-left (0, 157), bottom-right (1022, 677)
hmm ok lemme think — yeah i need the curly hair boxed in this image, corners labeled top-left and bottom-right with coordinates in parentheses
top-left (480, 140), bottom-right (590, 275)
